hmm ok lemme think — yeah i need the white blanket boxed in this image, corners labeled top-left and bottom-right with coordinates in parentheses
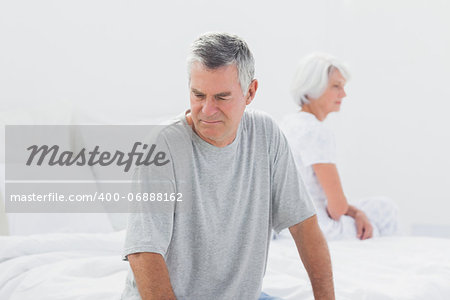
top-left (264, 235), bottom-right (450, 300)
top-left (0, 231), bottom-right (127, 300)
top-left (1, 232), bottom-right (449, 300)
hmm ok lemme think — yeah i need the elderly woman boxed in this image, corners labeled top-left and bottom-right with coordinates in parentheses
top-left (280, 53), bottom-right (398, 240)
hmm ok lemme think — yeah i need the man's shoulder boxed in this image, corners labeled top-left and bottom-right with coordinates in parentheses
top-left (242, 109), bottom-right (282, 138)
top-left (243, 109), bottom-right (275, 122)
top-left (143, 112), bottom-right (191, 147)
top-left (243, 109), bottom-right (278, 128)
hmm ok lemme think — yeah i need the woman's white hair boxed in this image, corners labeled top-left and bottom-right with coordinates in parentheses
top-left (291, 53), bottom-right (350, 107)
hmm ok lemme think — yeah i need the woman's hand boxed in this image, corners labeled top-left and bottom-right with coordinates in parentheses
top-left (353, 210), bottom-right (373, 240)
top-left (312, 163), bottom-right (374, 239)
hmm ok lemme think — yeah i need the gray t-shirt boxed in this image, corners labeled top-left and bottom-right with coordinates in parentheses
top-left (122, 109), bottom-right (316, 300)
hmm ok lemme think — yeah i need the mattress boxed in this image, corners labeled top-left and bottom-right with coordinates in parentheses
top-left (1, 231), bottom-right (449, 300)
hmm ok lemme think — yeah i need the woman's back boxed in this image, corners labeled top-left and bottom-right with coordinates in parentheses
top-left (280, 111), bottom-right (336, 223)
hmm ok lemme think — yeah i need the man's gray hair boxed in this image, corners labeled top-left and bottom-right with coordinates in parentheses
top-left (187, 32), bottom-right (255, 95)
top-left (291, 53), bottom-right (351, 107)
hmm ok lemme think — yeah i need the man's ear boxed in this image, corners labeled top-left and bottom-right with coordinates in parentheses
top-left (245, 79), bottom-right (258, 105)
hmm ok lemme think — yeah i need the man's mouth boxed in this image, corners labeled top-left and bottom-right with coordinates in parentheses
top-left (200, 120), bottom-right (222, 124)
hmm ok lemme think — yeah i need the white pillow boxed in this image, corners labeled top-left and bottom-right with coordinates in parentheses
top-left (0, 163), bottom-right (114, 235)
top-left (71, 106), bottom-right (175, 231)
top-left (0, 100), bottom-right (116, 235)
top-left (0, 163), bottom-right (8, 235)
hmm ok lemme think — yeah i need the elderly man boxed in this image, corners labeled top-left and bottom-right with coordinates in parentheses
top-left (122, 32), bottom-right (334, 300)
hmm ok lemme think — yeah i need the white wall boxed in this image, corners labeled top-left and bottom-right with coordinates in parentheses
top-left (1, 0), bottom-right (449, 235)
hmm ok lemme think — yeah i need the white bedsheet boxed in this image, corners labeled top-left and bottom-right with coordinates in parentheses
top-left (0, 231), bottom-right (127, 300)
top-left (264, 235), bottom-right (450, 300)
top-left (1, 232), bottom-right (449, 300)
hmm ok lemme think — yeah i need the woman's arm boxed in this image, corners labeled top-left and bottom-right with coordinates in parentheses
top-left (344, 205), bottom-right (373, 239)
top-left (312, 163), bottom-right (373, 239)
top-left (312, 163), bottom-right (348, 220)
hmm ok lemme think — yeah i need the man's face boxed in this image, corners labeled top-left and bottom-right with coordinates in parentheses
top-left (188, 62), bottom-right (256, 147)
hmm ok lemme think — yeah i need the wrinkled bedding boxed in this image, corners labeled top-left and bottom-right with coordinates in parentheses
top-left (1, 231), bottom-right (449, 300)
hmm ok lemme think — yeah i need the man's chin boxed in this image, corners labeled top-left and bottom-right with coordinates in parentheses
top-left (201, 132), bottom-right (222, 142)
top-left (195, 128), bottom-right (220, 140)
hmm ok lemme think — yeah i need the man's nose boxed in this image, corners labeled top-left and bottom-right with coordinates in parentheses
top-left (340, 88), bottom-right (346, 98)
top-left (201, 97), bottom-right (219, 116)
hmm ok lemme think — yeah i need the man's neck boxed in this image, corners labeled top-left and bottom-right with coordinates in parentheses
top-left (185, 109), bottom-right (193, 126)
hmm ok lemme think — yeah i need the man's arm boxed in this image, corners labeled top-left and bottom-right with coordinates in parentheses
top-left (127, 252), bottom-right (176, 300)
top-left (289, 215), bottom-right (335, 300)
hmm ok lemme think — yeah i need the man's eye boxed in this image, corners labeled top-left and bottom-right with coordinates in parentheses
top-left (216, 96), bottom-right (230, 100)
top-left (194, 94), bottom-right (204, 98)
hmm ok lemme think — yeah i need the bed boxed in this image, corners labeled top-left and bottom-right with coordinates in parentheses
top-left (1, 230), bottom-right (449, 300)
top-left (1, 109), bottom-right (450, 299)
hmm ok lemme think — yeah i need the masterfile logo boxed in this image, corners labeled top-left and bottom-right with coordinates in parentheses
top-left (4, 125), bottom-right (193, 213)
top-left (26, 142), bottom-right (170, 172)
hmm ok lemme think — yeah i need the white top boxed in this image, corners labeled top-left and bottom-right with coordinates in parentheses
top-left (280, 112), bottom-right (399, 240)
top-left (279, 111), bottom-right (336, 221)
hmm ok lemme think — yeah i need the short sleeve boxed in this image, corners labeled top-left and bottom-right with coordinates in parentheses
top-left (122, 133), bottom-right (177, 261)
top-left (300, 124), bottom-right (336, 166)
top-left (281, 114), bottom-right (337, 168)
top-left (270, 122), bottom-right (316, 233)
